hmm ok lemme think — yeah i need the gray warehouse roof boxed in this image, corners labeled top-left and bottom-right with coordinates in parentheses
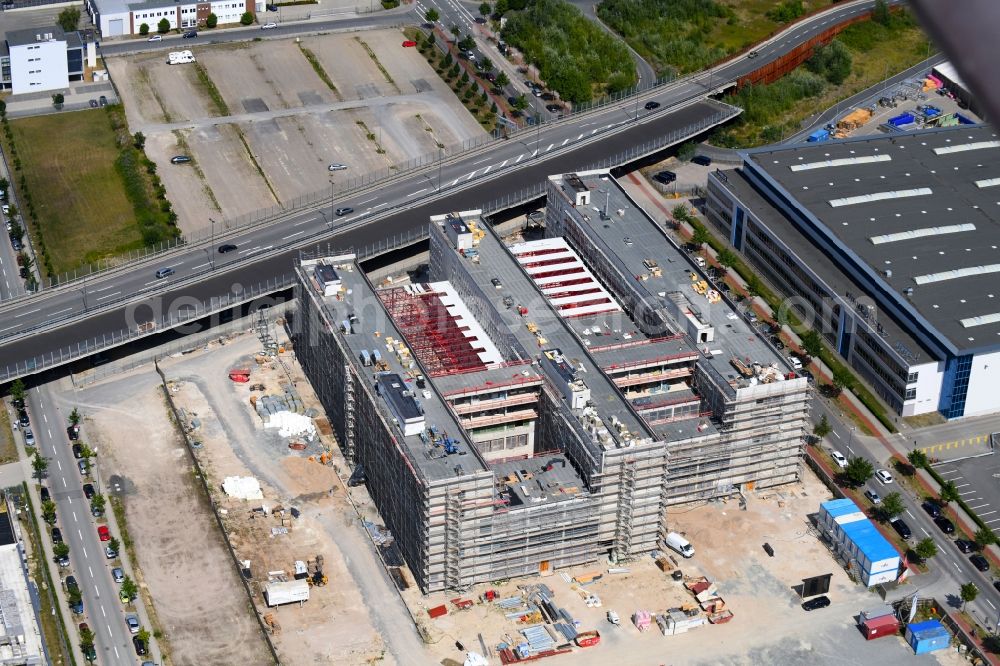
top-left (745, 125), bottom-right (1000, 354)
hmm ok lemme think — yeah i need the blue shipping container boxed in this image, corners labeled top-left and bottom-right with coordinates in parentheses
top-left (808, 128), bottom-right (830, 142)
top-left (905, 619), bottom-right (950, 654)
top-left (889, 112), bottom-right (916, 127)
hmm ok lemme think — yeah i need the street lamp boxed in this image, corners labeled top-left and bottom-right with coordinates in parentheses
top-left (437, 145), bottom-right (444, 192)
top-left (208, 218), bottom-right (217, 270)
top-left (329, 179), bottom-right (336, 221)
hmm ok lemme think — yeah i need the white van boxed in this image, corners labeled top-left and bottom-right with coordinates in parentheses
top-left (665, 531), bottom-right (694, 558)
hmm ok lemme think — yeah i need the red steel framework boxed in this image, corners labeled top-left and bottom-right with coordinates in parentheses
top-left (379, 287), bottom-right (489, 377)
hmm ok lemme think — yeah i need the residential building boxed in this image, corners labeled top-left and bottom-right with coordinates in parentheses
top-left (87, 0), bottom-right (259, 37)
top-left (1, 27), bottom-right (85, 95)
top-left (706, 125), bottom-right (1000, 418)
top-left (293, 170), bottom-right (808, 592)
top-left (0, 497), bottom-right (44, 664)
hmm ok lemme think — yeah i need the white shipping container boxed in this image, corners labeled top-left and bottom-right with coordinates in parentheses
top-left (265, 580), bottom-right (310, 607)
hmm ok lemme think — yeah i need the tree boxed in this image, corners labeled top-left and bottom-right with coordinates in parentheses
top-left (677, 141), bottom-right (697, 162)
top-left (960, 582), bottom-right (979, 611)
top-left (975, 527), bottom-right (997, 549)
top-left (460, 70), bottom-right (469, 84)
top-left (31, 452), bottom-right (47, 482)
top-left (120, 575), bottom-right (138, 603)
top-left (807, 40), bottom-right (852, 85)
top-left (42, 500), bottom-right (56, 524)
top-left (206, 13), bottom-right (218, 28)
top-left (716, 248), bottom-right (737, 272)
top-left (844, 456), bottom-right (873, 487)
top-left (691, 226), bottom-right (711, 249)
top-left (53, 542), bottom-right (70, 560)
top-left (512, 94), bottom-right (529, 112)
top-left (18, 252), bottom-right (33, 271)
top-left (8, 220), bottom-right (23, 242)
top-left (671, 204), bottom-right (689, 223)
top-left (479, 2), bottom-right (491, 16)
top-left (157, 18), bottom-right (170, 33)
top-left (139, 23), bottom-right (150, 36)
top-left (78, 443), bottom-right (95, 461)
top-left (137, 628), bottom-right (150, 644)
top-left (939, 480), bottom-right (961, 505)
top-left (79, 623), bottom-right (94, 647)
top-left (907, 449), bottom-right (929, 470)
top-left (877, 492), bottom-right (905, 522)
top-left (813, 414), bottom-right (831, 440)
top-left (458, 34), bottom-right (476, 52)
top-left (66, 587), bottom-right (81, 607)
top-left (914, 537), bottom-right (937, 562)
top-left (51, 93), bottom-right (64, 108)
top-left (425, 7), bottom-right (439, 22)
top-left (90, 493), bottom-right (106, 514)
top-left (240, 12), bottom-right (254, 25)
top-left (872, 0), bottom-right (891, 26)
top-left (57, 6), bottom-right (81, 32)
top-left (450, 24), bottom-right (461, 38)
top-left (133, 132), bottom-right (145, 150)
top-left (479, 56), bottom-right (494, 73)
top-left (799, 329), bottom-right (823, 359)
top-left (495, 71), bottom-right (510, 89)
top-left (109, 537), bottom-right (120, 554)
top-left (745, 274), bottom-right (763, 298)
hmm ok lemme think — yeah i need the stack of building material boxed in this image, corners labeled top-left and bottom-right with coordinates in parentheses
top-left (633, 610), bottom-right (653, 631)
top-left (520, 625), bottom-right (555, 653)
top-left (222, 476), bottom-right (264, 500)
top-left (657, 609), bottom-right (708, 636)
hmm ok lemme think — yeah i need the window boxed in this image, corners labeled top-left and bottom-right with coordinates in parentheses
top-left (907, 371), bottom-right (919, 384)
top-left (905, 387), bottom-right (916, 400)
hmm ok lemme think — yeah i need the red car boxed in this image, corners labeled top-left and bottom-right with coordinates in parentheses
top-left (401, 40), bottom-right (417, 47)
top-left (97, 525), bottom-right (110, 542)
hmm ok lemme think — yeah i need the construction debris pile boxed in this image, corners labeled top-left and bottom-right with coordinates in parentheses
top-left (627, 567), bottom-right (732, 638)
top-left (364, 522), bottom-right (408, 589)
top-left (251, 387), bottom-right (317, 440)
top-left (222, 476), bottom-right (264, 501)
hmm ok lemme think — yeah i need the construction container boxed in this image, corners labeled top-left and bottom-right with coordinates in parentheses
top-left (264, 580), bottom-right (309, 607)
top-left (888, 112), bottom-right (916, 128)
top-left (818, 499), bottom-right (899, 587)
top-left (807, 128), bottom-right (830, 142)
top-left (905, 620), bottom-right (950, 654)
top-left (862, 614), bottom-right (900, 640)
top-left (427, 604), bottom-right (448, 619)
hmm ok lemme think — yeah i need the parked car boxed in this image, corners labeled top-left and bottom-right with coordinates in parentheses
top-left (72, 444), bottom-right (83, 459)
top-left (335, 207), bottom-right (353, 216)
top-left (266, 3), bottom-right (278, 9)
top-left (55, 550), bottom-right (70, 567)
top-left (875, 469), bottom-right (893, 485)
top-left (147, 34), bottom-right (161, 41)
top-left (261, 22), bottom-right (277, 29)
top-left (112, 567), bottom-right (125, 583)
top-left (99, 95), bottom-right (108, 107)
top-left (183, 30), bottom-right (198, 38)
top-left (955, 539), bottom-right (976, 554)
top-left (864, 489), bottom-right (881, 505)
top-left (17, 410), bottom-right (29, 427)
top-left (70, 596), bottom-right (83, 615)
top-left (922, 500), bottom-right (942, 518)
top-left (692, 155), bottom-right (712, 166)
top-left (97, 525), bottom-right (111, 542)
top-left (39, 486), bottom-right (50, 502)
top-left (218, 244), bottom-right (237, 254)
top-left (890, 517), bottom-right (912, 540)
top-left (23, 429), bottom-right (33, 446)
top-left (801, 595), bottom-right (830, 611)
top-left (607, 610), bottom-right (620, 625)
top-left (644, 101), bottom-right (661, 110)
top-left (82, 484), bottom-right (95, 500)
top-left (78, 460), bottom-right (89, 475)
top-left (401, 39), bottom-right (418, 47)
top-left (51, 527), bottom-right (62, 543)
top-left (83, 644), bottom-right (97, 662)
top-left (830, 450), bottom-right (848, 468)
top-left (545, 104), bottom-right (563, 113)
top-left (67, 425), bottom-right (80, 440)
top-left (652, 170), bottom-right (676, 184)
top-left (105, 544), bottom-right (118, 559)
top-left (170, 155), bottom-right (191, 164)
top-left (328, 163), bottom-right (348, 171)
top-left (971, 554), bottom-right (990, 572)
top-left (91, 502), bottom-right (104, 518)
top-left (65, 575), bottom-right (78, 591)
top-left (133, 636), bottom-right (147, 656)
top-left (934, 515), bottom-right (955, 534)
top-left (89, 99), bottom-right (98, 108)
top-left (126, 614), bottom-right (140, 634)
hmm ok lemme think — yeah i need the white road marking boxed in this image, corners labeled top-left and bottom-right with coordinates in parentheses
top-left (46, 429), bottom-right (51, 439)
top-left (545, 143), bottom-right (553, 151)
top-left (14, 308), bottom-right (41, 317)
top-left (408, 188), bottom-right (427, 197)
top-left (955, 483), bottom-right (971, 488)
top-left (979, 510), bottom-right (996, 517)
top-left (114, 646), bottom-right (119, 659)
top-left (953, 560), bottom-right (961, 571)
top-left (92, 284), bottom-right (117, 292)
top-left (989, 599), bottom-right (997, 610)
top-left (561, 139), bottom-right (569, 146)
top-left (0, 325), bottom-right (17, 332)
top-left (905, 510), bottom-right (914, 519)
top-left (465, 171), bottom-right (476, 181)
top-left (968, 503), bottom-right (990, 510)
top-left (191, 262), bottom-right (210, 270)
top-left (940, 469), bottom-right (961, 475)
top-left (282, 231), bottom-right (305, 240)
top-left (921, 527), bottom-right (930, 536)
top-left (499, 160), bottom-right (508, 168)
top-left (357, 196), bottom-right (377, 205)
top-left (576, 133), bottom-right (583, 140)
top-left (78, 529), bottom-right (82, 540)
top-left (833, 431), bottom-right (841, 439)
top-left (56, 460), bottom-right (61, 471)
top-left (67, 497), bottom-right (71, 505)
top-left (48, 307), bottom-right (73, 317)
top-left (591, 129), bottom-right (598, 135)
top-left (515, 154), bottom-right (524, 164)
top-left (88, 566), bottom-right (93, 578)
top-left (42, 414), bottom-right (47, 424)
top-left (471, 156), bottom-right (492, 165)
top-left (293, 218), bottom-right (312, 226)
top-left (984, 517), bottom-right (1000, 525)
top-left (95, 291), bottom-right (121, 302)
top-left (450, 178), bottom-right (460, 186)
top-left (484, 165), bottom-right (492, 174)
top-left (72, 511), bottom-right (77, 522)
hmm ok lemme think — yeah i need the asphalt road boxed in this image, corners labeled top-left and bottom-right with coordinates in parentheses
top-left (812, 394), bottom-right (1000, 627)
top-left (0, 0), bottom-right (892, 378)
top-left (27, 383), bottom-right (156, 666)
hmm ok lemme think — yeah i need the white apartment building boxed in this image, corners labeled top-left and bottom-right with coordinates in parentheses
top-left (2, 27), bottom-right (85, 95)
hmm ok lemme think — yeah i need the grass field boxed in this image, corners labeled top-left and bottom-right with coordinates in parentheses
top-left (716, 20), bottom-right (932, 147)
top-left (8, 111), bottom-right (143, 274)
top-left (709, 0), bottom-right (834, 53)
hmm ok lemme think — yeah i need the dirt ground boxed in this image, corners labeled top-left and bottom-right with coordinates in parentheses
top-left (157, 331), bottom-right (390, 665)
top-left (73, 369), bottom-right (271, 666)
top-left (106, 30), bottom-right (486, 236)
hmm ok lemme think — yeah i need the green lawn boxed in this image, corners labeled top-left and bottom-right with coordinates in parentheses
top-left (709, 0), bottom-right (834, 53)
top-left (8, 110), bottom-right (143, 274)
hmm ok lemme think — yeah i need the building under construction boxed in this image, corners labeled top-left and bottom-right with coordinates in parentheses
top-left (292, 170), bottom-right (809, 593)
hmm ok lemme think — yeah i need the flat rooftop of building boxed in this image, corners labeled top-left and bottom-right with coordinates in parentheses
top-left (559, 172), bottom-right (794, 382)
top-left (6, 25), bottom-right (81, 48)
top-left (717, 166), bottom-right (933, 365)
top-left (0, 510), bottom-right (13, 548)
top-left (447, 223), bottom-right (655, 445)
top-left (492, 456), bottom-right (589, 508)
top-left (745, 125), bottom-right (1000, 354)
top-left (431, 363), bottom-right (543, 399)
top-left (300, 258), bottom-right (490, 482)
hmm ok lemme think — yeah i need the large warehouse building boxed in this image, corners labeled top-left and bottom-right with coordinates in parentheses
top-left (293, 170), bottom-right (809, 592)
top-left (706, 125), bottom-right (1000, 419)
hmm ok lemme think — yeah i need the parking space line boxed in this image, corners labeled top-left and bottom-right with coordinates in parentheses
top-left (979, 511), bottom-right (996, 517)
top-left (955, 483), bottom-right (971, 488)
top-left (985, 517), bottom-right (1000, 525)
top-left (968, 504), bottom-right (990, 510)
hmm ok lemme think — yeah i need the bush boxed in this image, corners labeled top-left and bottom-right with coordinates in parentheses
top-left (807, 40), bottom-right (853, 85)
top-left (57, 6), bottom-right (81, 32)
top-left (597, 0), bottom-right (730, 76)
top-left (381, 0), bottom-right (400, 7)
top-left (502, 0), bottom-right (636, 103)
top-left (766, 0), bottom-right (804, 24)
top-left (240, 12), bottom-right (254, 25)
top-left (139, 23), bottom-right (149, 36)
top-left (157, 18), bottom-right (170, 33)
top-left (206, 13), bottom-right (218, 28)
